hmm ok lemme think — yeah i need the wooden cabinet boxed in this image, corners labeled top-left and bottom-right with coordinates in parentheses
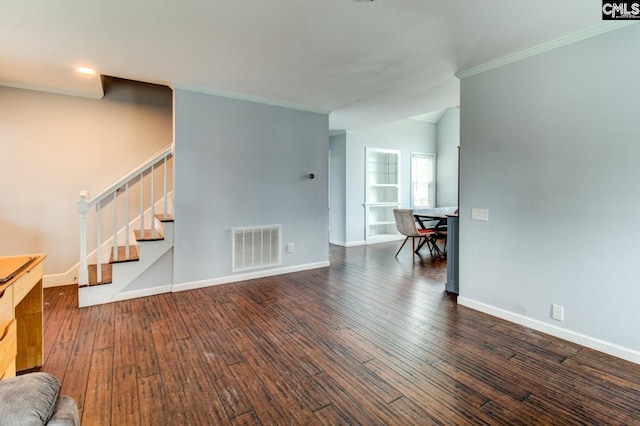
top-left (365, 148), bottom-right (401, 243)
top-left (0, 254), bottom-right (45, 380)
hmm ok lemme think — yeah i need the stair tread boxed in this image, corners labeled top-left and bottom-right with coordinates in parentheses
top-left (109, 245), bottom-right (139, 264)
top-left (134, 229), bottom-right (164, 241)
top-left (84, 263), bottom-right (113, 286)
top-left (155, 214), bottom-right (174, 222)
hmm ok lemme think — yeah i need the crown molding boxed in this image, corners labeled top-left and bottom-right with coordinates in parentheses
top-left (173, 83), bottom-right (331, 115)
top-left (0, 80), bottom-right (104, 99)
top-left (456, 22), bottom-right (638, 80)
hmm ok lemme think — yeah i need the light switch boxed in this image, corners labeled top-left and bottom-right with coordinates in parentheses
top-left (472, 208), bottom-right (489, 221)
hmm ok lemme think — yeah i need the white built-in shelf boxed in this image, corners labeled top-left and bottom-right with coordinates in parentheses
top-left (365, 147), bottom-right (401, 243)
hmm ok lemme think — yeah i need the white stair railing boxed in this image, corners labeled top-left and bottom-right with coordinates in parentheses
top-left (77, 144), bottom-right (174, 286)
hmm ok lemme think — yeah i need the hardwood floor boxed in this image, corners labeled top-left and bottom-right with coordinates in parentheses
top-left (42, 243), bottom-right (640, 425)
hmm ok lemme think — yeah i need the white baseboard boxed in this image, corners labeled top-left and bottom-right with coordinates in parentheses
top-left (112, 285), bottom-right (173, 302)
top-left (458, 296), bottom-right (640, 365)
top-left (173, 261), bottom-right (330, 293)
top-left (365, 235), bottom-right (404, 245)
top-left (331, 240), bottom-right (366, 247)
top-left (44, 271), bottom-right (77, 288)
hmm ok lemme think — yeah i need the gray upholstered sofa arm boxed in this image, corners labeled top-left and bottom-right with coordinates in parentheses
top-left (0, 372), bottom-right (79, 426)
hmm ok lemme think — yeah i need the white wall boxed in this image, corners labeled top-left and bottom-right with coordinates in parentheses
top-left (329, 133), bottom-right (347, 245)
top-left (344, 119), bottom-right (436, 244)
top-left (458, 24), bottom-right (640, 362)
top-left (436, 106), bottom-right (459, 207)
top-left (0, 79), bottom-right (172, 280)
top-left (173, 90), bottom-right (329, 286)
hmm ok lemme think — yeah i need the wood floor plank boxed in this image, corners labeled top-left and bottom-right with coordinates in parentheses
top-left (61, 305), bottom-right (100, 413)
top-left (229, 410), bottom-right (261, 426)
top-left (149, 318), bottom-right (191, 424)
top-left (82, 347), bottom-right (114, 426)
top-left (38, 243), bottom-right (640, 425)
top-left (173, 337), bottom-right (230, 424)
top-left (154, 293), bottom-right (191, 341)
top-left (191, 335), bottom-right (253, 419)
top-left (111, 364), bottom-right (140, 426)
top-left (111, 301), bottom-right (140, 425)
top-left (310, 371), bottom-right (401, 424)
top-left (432, 359), bottom-right (557, 424)
top-left (364, 357), bottom-right (494, 424)
top-left (92, 302), bottom-right (115, 351)
top-left (226, 326), bottom-right (325, 421)
top-left (42, 285), bottom-right (77, 348)
top-left (129, 297), bottom-right (160, 378)
top-left (137, 374), bottom-right (169, 425)
top-left (227, 361), bottom-right (291, 425)
top-left (313, 403), bottom-right (350, 425)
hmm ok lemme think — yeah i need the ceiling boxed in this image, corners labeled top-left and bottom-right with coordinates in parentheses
top-left (0, 1), bottom-right (611, 130)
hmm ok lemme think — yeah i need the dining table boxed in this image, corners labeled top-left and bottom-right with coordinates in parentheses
top-left (413, 213), bottom-right (453, 258)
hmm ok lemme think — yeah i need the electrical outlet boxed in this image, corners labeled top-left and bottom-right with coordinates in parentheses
top-left (472, 208), bottom-right (489, 221)
top-left (287, 243), bottom-right (294, 253)
top-left (551, 304), bottom-right (564, 321)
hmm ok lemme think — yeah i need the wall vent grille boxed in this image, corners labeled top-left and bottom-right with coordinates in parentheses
top-left (231, 225), bottom-right (281, 272)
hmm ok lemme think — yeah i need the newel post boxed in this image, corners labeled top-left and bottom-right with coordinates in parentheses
top-left (78, 190), bottom-right (90, 286)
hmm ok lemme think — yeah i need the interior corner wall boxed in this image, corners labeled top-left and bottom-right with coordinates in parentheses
top-left (436, 106), bottom-right (459, 207)
top-left (0, 82), bottom-right (172, 279)
top-left (329, 134), bottom-right (347, 245)
top-left (459, 24), bottom-right (640, 359)
top-left (173, 90), bottom-right (329, 285)
top-left (344, 119), bottom-right (436, 244)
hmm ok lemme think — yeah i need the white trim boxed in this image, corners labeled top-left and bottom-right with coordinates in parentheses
top-left (329, 239), bottom-right (403, 247)
top-left (456, 22), bottom-right (638, 80)
top-left (0, 80), bottom-right (104, 99)
top-left (173, 261), bottom-right (330, 293)
top-left (43, 273), bottom-right (76, 288)
top-left (366, 235), bottom-right (404, 244)
top-left (330, 239), bottom-right (368, 247)
top-left (458, 297), bottom-right (640, 365)
top-left (173, 84), bottom-right (331, 115)
top-left (330, 240), bottom-right (367, 247)
top-left (86, 145), bottom-right (173, 208)
top-left (111, 285), bottom-right (173, 302)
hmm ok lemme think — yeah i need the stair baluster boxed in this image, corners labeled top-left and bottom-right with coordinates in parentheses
top-left (139, 172), bottom-right (145, 236)
top-left (150, 164), bottom-right (156, 238)
top-left (125, 182), bottom-right (130, 260)
top-left (163, 156), bottom-right (169, 217)
top-left (112, 192), bottom-right (118, 262)
top-left (96, 203), bottom-right (102, 283)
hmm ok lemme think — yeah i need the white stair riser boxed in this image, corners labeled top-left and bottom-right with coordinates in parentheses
top-left (79, 221), bottom-right (173, 307)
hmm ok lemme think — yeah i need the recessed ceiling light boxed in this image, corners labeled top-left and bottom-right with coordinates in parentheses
top-left (76, 66), bottom-right (96, 76)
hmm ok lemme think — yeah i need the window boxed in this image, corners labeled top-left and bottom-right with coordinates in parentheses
top-left (411, 153), bottom-right (435, 208)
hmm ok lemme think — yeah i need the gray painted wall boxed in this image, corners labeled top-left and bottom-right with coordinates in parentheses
top-left (329, 133), bottom-right (347, 244)
top-left (173, 90), bottom-right (329, 284)
top-left (436, 106), bottom-right (459, 207)
top-left (0, 80), bottom-right (172, 277)
top-left (344, 119), bottom-right (436, 243)
top-left (459, 24), bottom-right (640, 353)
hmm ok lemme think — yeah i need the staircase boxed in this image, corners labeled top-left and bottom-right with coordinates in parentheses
top-left (77, 145), bottom-right (174, 307)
